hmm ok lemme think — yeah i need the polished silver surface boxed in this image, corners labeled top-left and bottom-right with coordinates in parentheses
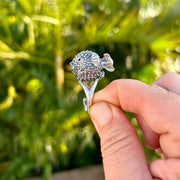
top-left (70, 50), bottom-right (114, 113)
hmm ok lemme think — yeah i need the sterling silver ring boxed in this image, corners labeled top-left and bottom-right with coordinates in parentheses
top-left (70, 50), bottom-right (115, 113)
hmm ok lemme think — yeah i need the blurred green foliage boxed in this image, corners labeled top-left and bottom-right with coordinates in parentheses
top-left (0, 0), bottom-right (179, 179)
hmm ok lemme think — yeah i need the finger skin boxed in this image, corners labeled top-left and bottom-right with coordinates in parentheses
top-left (90, 102), bottom-right (152, 180)
top-left (93, 79), bottom-right (180, 158)
top-left (134, 73), bottom-right (180, 149)
top-left (94, 79), bottom-right (180, 134)
top-left (154, 72), bottom-right (180, 95)
top-left (150, 159), bottom-right (180, 180)
top-left (135, 114), bottom-right (160, 149)
top-left (90, 74), bottom-right (180, 179)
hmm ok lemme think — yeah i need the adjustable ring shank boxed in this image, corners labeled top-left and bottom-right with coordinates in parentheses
top-left (79, 79), bottom-right (99, 113)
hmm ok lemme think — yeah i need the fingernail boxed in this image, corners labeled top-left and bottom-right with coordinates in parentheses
top-left (90, 102), bottom-right (112, 131)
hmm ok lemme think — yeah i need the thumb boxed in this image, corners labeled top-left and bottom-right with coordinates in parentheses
top-left (90, 102), bottom-right (152, 180)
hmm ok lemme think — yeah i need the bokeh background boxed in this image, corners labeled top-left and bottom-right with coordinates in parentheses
top-left (0, 0), bottom-right (180, 179)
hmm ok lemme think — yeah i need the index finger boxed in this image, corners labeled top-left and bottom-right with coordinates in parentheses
top-left (93, 79), bottom-right (180, 134)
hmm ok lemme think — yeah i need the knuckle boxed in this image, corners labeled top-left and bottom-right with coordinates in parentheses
top-left (162, 72), bottom-right (179, 80)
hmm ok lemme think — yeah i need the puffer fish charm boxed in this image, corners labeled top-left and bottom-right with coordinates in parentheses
top-left (70, 50), bottom-right (115, 113)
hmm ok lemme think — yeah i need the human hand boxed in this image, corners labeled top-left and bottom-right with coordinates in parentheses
top-left (90, 73), bottom-right (180, 180)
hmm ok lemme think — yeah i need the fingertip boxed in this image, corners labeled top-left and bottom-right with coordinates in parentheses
top-left (90, 102), bottom-right (112, 132)
top-left (149, 159), bottom-right (165, 179)
top-left (150, 159), bottom-right (180, 179)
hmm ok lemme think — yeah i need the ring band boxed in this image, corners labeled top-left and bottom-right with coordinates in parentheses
top-left (80, 79), bottom-right (99, 113)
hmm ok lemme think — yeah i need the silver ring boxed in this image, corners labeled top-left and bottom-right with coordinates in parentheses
top-left (70, 50), bottom-right (115, 113)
